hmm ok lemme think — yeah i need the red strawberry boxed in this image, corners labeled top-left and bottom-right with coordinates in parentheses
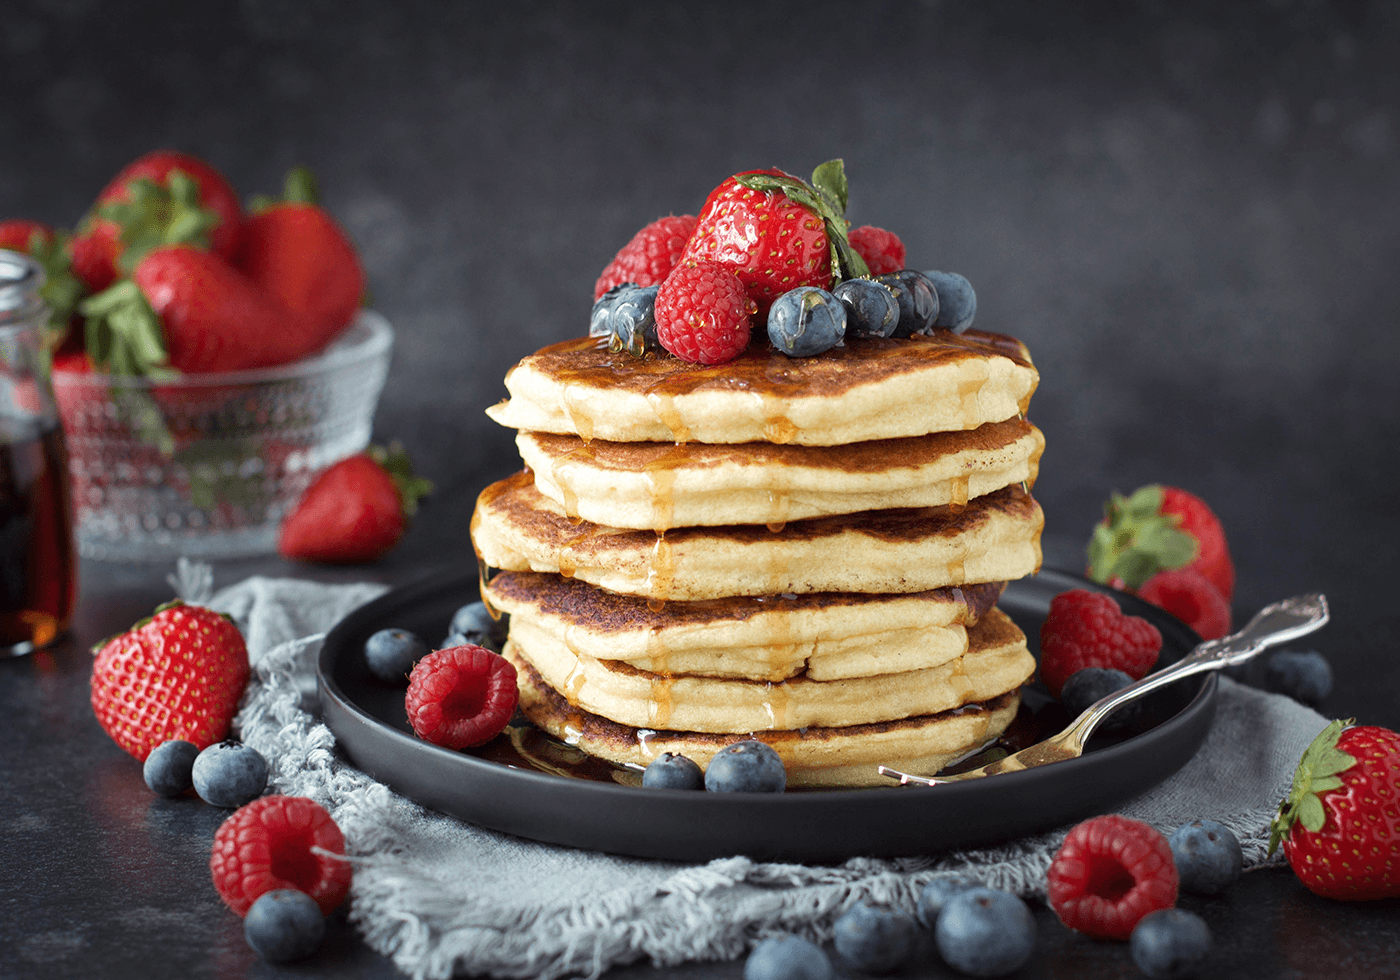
top-left (654, 260), bottom-right (755, 364)
top-left (1269, 719), bottom-right (1400, 901)
top-left (593, 214), bottom-right (698, 300)
top-left (678, 159), bottom-right (870, 315)
top-left (236, 167), bottom-right (366, 361)
top-left (404, 645), bottom-right (519, 749)
top-left (1137, 567), bottom-right (1232, 640)
top-left (1088, 484), bottom-right (1235, 603)
top-left (847, 225), bottom-right (906, 276)
top-left (1038, 588), bottom-right (1163, 698)
top-left (69, 149), bottom-right (244, 292)
top-left (1047, 815), bottom-right (1179, 940)
top-left (0, 219), bottom-right (87, 349)
top-left (209, 795), bottom-right (352, 917)
top-left (79, 244), bottom-right (295, 376)
top-left (277, 443), bottom-right (433, 563)
top-left (90, 600), bottom-right (250, 762)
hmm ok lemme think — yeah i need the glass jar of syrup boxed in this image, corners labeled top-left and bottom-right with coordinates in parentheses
top-left (0, 249), bottom-right (77, 655)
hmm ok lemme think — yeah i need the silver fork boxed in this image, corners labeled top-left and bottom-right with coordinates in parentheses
top-left (879, 592), bottom-right (1330, 786)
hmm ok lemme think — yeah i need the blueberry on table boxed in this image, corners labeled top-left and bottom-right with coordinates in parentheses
top-left (1059, 667), bottom-right (1144, 733)
top-left (704, 739), bottom-right (786, 793)
top-left (642, 752), bottom-right (704, 790)
top-left (192, 740), bottom-right (268, 808)
top-left (244, 889), bottom-right (326, 963)
top-left (1262, 649), bottom-right (1333, 706)
top-left (832, 903), bottom-right (918, 975)
top-left (874, 270), bottom-right (938, 337)
top-left (743, 935), bottom-right (832, 980)
top-left (364, 627), bottom-right (430, 683)
top-left (143, 739), bottom-right (199, 797)
top-left (832, 278), bottom-right (899, 339)
top-left (1168, 819), bottom-right (1243, 895)
top-left (916, 873), bottom-right (979, 928)
top-left (934, 887), bottom-right (1036, 978)
top-left (1130, 908), bottom-right (1212, 979)
top-left (448, 600), bottom-right (508, 651)
top-left (921, 270), bottom-right (977, 332)
top-left (767, 286), bottom-right (846, 357)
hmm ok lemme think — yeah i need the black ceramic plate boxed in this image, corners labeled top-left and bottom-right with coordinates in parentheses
top-left (317, 567), bottom-right (1213, 863)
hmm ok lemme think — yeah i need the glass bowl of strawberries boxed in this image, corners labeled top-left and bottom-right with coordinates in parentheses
top-left (52, 310), bottom-right (393, 561)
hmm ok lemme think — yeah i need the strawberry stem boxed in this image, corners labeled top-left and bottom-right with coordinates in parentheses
top-left (96, 171), bottom-right (221, 274)
top-left (1087, 484), bottom-right (1198, 590)
top-left (370, 441), bottom-right (434, 516)
top-left (250, 166), bottom-right (321, 212)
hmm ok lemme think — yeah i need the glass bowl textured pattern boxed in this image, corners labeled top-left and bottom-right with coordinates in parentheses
top-left (52, 311), bottom-right (392, 561)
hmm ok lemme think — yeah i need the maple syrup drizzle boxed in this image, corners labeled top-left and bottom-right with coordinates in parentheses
top-left (644, 534), bottom-right (674, 608)
top-left (647, 674), bottom-right (676, 728)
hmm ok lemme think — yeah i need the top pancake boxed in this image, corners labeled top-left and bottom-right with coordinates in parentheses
top-left (486, 329), bottom-right (1039, 445)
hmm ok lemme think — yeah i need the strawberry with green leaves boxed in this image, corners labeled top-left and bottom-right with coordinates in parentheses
top-left (277, 443), bottom-right (433, 563)
top-left (236, 166), bottom-right (366, 362)
top-left (69, 149), bottom-right (244, 293)
top-left (677, 159), bottom-right (870, 316)
top-left (1269, 719), bottom-right (1400, 901)
top-left (90, 600), bottom-right (251, 761)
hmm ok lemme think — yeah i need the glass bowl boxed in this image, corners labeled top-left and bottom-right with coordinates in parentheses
top-left (52, 310), bottom-right (393, 561)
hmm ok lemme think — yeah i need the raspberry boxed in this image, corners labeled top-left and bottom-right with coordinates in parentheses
top-left (593, 214), bottom-right (698, 300)
top-left (1047, 815), bottom-right (1178, 941)
top-left (1137, 567), bottom-right (1231, 641)
top-left (1038, 589), bottom-right (1162, 698)
top-left (404, 645), bottom-right (519, 749)
top-left (209, 795), bottom-right (352, 917)
top-left (848, 225), bottom-right (906, 275)
top-left (654, 260), bottom-right (756, 364)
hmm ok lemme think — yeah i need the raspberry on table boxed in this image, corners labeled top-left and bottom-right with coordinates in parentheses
top-left (655, 260), bottom-right (756, 365)
top-left (1046, 814), bottom-right (1178, 941)
top-left (594, 214), bottom-right (698, 300)
top-left (209, 795), bottom-right (352, 917)
top-left (1038, 589), bottom-right (1163, 698)
top-left (404, 644), bottom-right (519, 749)
top-left (847, 225), bottom-right (906, 275)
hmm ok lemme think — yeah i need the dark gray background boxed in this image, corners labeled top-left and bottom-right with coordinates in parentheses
top-left (3, 0), bottom-right (1397, 715)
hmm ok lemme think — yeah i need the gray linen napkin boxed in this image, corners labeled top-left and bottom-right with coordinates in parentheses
top-left (194, 566), bottom-right (1328, 980)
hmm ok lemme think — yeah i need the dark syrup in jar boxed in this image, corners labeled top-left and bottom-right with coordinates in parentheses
top-left (0, 420), bottom-right (76, 652)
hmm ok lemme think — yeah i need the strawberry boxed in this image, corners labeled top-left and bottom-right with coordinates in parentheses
top-left (90, 600), bottom-right (251, 762)
top-left (1137, 566), bottom-right (1232, 640)
top-left (0, 219), bottom-right (87, 349)
top-left (1087, 484), bottom-right (1235, 603)
top-left (1269, 719), bottom-right (1400, 901)
top-left (277, 443), bottom-right (433, 563)
top-left (593, 214), bottom-right (698, 300)
top-left (79, 244), bottom-right (294, 376)
top-left (677, 159), bottom-right (870, 315)
top-left (236, 167), bottom-right (366, 361)
top-left (69, 149), bottom-right (244, 293)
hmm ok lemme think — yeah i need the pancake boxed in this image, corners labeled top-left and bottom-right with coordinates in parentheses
top-left (484, 571), bottom-right (1005, 681)
top-left (502, 608), bottom-right (1035, 733)
top-left (485, 329), bottom-right (1039, 445)
top-left (472, 472), bottom-right (1044, 599)
top-left (510, 651), bottom-right (1023, 788)
top-left (519, 417), bottom-right (1044, 531)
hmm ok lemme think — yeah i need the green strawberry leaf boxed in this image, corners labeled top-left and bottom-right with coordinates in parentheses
top-left (733, 161), bottom-right (870, 284)
top-left (810, 159), bottom-right (849, 215)
top-left (1268, 718), bottom-right (1357, 854)
top-left (97, 171), bottom-right (221, 274)
top-left (370, 441), bottom-right (434, 517)
top-left (250, 166), bottom-right (320, 212)
top-left (1086, 482), bottom-right (1199, 589)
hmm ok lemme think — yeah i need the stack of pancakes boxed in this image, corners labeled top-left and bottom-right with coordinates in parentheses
top-left (472, 328), bottom-right (1045, 787)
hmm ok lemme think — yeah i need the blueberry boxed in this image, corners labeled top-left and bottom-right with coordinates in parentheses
top-left (1130, 908), bottom-right (1212, 979)
top-left (832, 903), bottom-right (917, 975)
top-left (704, 740), bottom-right (786, 793)
top-left (364, 627), bottom-right (429, 683)
top-left (1262, 649), bottom-right (1333, 706)
top-left (921, 270), bottom-right (977, 332)
top-left (589, 282), bottom-right (634, 337)
top-left (1169, 819), bottom-right (1243, 895)
top-left (874, 270), bottom-right (939, 337)
top-left (767, 287), bottom-right (846, 357)
top-left (743, 935), bottom-right (832, 980)
top-left (832, 278), bottom-right (899, 339)
top-left (143, 739), bottom-right (199, 797)
top-left (1060, 668), bottom-right (1145, 733)
top-left (607, 284), bottom-right (661, 357)
top-left (244, 889), bottom-right (325, 963)
top-left (934, 887), bottom-right (1036, 978)
top-left (448, 601), bottom-right (508, 651)
top-left (192, 740), bottom-right (268, 808)
top-left (916, 874), bottom-right (979, 928)
top-left (642, 752), bottom-right (705, 790)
